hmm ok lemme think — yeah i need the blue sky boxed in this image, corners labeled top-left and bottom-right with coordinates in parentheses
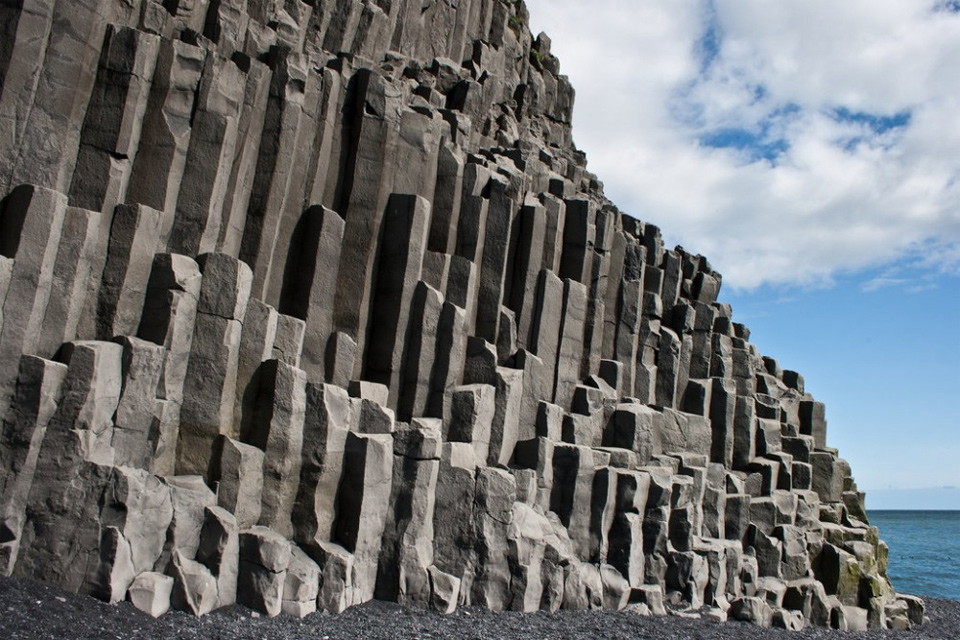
top-left (525, 0), bottom-right (960, 507)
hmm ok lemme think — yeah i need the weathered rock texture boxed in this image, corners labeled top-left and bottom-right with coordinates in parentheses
top-left (0, 0), bottom-right (922, 631)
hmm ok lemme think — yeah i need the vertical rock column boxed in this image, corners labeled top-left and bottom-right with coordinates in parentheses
top-left (508, 202), bottom-right (546, 349)
top-left (0, 0), bottom-right (133, 194)
top-left (281, 205), bottom-right (344, 381)
top-left (474, 177), bottom-right (514, 347)
top-left (176, 254), bottom-right (252, 476)
top-left (95, 203), bottom-right (163, 340)
top-left (334, 431), bottom-right (394, 606)
top-left (302, 67), bottom-right (345, 210)
top-left (397, 282), bottom-right (444, 421)
top-left (558, 199), bottom-right (594, 286)
top-left (12, 341), bottom-right (124, 592)
top-left (0, 2), bottom-right (56, 192)
top-left (0, 185), bottom-right (66, 416)
top-left (454, 162), bottom-right (492, 333)
top-left (553, 279), bottom-right (588, 410)
top-left (530, 269), bottom-right (564, 402)
top-left (111, 336), bottom-right (165, 468)
top-left (600, 219), bottom-right (629, 364)
top-left (424, 299), bottom-right (468, 420)
top-left (36, 206), bottom-right (102, 357)
top-left (634, 296), bottom-right (662, 404)
top-left (248, 359), bottom-right (306, 539)
top-left (239, 48), bottom-right (313, 306)
top-left (332, 68), bottom-right (402, 362)
top-left (427, 145), bottom-right (466, 255)
top-left (540, 192), bottom-right (566, 273)
top-left (581, 206), bottom-right (616, 377)
top-left (431, 440), bottom-right (479, 605)
top-left (0, 356), bottom-right (68, 575)
top-left (68, 26), bottom-right (160, 215)
top-left (167, 54), bottom-right (246, 256)
top-left (391, 108), bottom-right (442, 207)
top-left (362, 194), bottom-right (430, 406)
top-left (232, 299), bottom-right (279, 439)
top-left (136, 254), bottom-right (202, 476)
top-left (262, 62), bottom-right (325, 309)
top-left (125, 39), bottom-right (205, 237)
top-left (376, 419), bottom-right (441, 606)
top-left (292, 383), bottom-right (352, 552)
top-left (611, 242), bottom-right (645, 395)
top-left (217, 58), bottom-right (271, 257)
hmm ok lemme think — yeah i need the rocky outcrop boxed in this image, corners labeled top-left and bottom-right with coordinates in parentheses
top-left (0, 0), bottom-right (922, 631)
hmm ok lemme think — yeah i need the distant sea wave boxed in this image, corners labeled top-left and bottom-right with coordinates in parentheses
top-left (868, 510), bottom-right (960, 601)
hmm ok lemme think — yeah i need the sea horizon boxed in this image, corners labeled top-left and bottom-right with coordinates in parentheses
top-left (868, 508), bottom-right (960, 511)
top-left (867, 507), bottom-right (960, 512)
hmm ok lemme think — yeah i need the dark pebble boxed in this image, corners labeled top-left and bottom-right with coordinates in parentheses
top-left (1, 575), bottom-right (957, 639)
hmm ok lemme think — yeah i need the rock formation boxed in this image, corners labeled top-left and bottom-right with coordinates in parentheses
top-left (0, 0), bottom-right (924, 630)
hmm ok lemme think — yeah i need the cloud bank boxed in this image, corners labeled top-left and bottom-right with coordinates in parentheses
top-left (525, 0), bottom-right (960, 289)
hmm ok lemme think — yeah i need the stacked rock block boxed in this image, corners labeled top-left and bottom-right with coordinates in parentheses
top-left (0, 0), bottom-right (923, 631)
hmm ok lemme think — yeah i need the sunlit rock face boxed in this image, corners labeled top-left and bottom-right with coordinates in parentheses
top-left (0, 0), bottom-right (922, 630)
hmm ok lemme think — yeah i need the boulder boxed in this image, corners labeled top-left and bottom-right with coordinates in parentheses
top-left (128, 572), bottom-right (175, 618)
top-left (237, 526), bottom-right (291, 617)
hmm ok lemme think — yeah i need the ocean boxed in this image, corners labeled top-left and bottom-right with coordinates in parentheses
top-left (868, 510), bottom-right (960, 601)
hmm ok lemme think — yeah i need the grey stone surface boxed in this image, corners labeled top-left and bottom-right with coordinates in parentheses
top-left (558, 199), bottom-right (595, 285)
top-left (377, 419), bottom-right (441, 607)
top-left (112, 336), bottom-right (164, 468)
top-left (0, 356), bottom-right (68, 575)
top-left (217, 58), bottom-right (272, 257)
top-left (509, 202), bottom-right (547, 348)
top-left (553, 279), bottom-right (587, 410)
top-left (397, 281), bottom-right (443, 421)
top-left (128, 571), bottom-right (174, 617)
top-left (288, 206), bottom-right (344, 380)
top-left (250, 360), bottom-right (306, 539)
top-left (37, 207), bottom-right (101, 358)
top-left (0, 186), bottom-right (66, 413)
top-left (331, 68), bottom-right (402, 356)
top-left (170, 549), bottom-right (219, 616)
top-left (177, 254), bottom-right (251, 477)
top-left (232, 298), bottom-right (278, 438)
top-left (125, 39), bottom-right (205, 226)
top-left (474, 178), bottom-right (514, 346)
top-left (160, 475), bottom-right (217, 567)
top-left (334, 432), bottom-right (394, 606)
top-left (211, 436), bottom-right (263, 530)
top-left (237, 526), bottom-right (290, 617)
top-left (168, 55), bottom-right (244, 258)
top-left (137, 253), bottom-right (201, 475)
top-left (282, 545), bottom-right (321, 617)
top-left (196, 506), bottom-right (240, 608)
top-left (271, 314), bottom-right (305, 368)
top-left (363, 194), bottom-right (430, 406)
top-left (292, 382), bottom-right (350, 552)
top-left (237, 49), bottom-right (317, 307)
top-left (446, 384), bottom-right (495, 464)
top-left (95, 203), bottom-right (163, 339)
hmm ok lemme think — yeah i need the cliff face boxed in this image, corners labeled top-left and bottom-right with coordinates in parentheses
top-left (0, 0), bottom-right (923, 630)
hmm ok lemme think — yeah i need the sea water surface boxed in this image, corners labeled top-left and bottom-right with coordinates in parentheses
top-left (868, 510), bottom-right (960, 601)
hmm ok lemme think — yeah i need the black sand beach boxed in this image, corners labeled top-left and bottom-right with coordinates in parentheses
top-left (1, 576), bottom-right (956, 640)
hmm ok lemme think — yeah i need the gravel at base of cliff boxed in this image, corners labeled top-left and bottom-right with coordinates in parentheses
top-left (1, 576), bottom-right (957, 640)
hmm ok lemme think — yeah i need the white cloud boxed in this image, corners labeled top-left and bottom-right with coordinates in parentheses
top-left (524, 0), bottom-right (960, 290)
top-left (861, 277), bottom-right (907, 292)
